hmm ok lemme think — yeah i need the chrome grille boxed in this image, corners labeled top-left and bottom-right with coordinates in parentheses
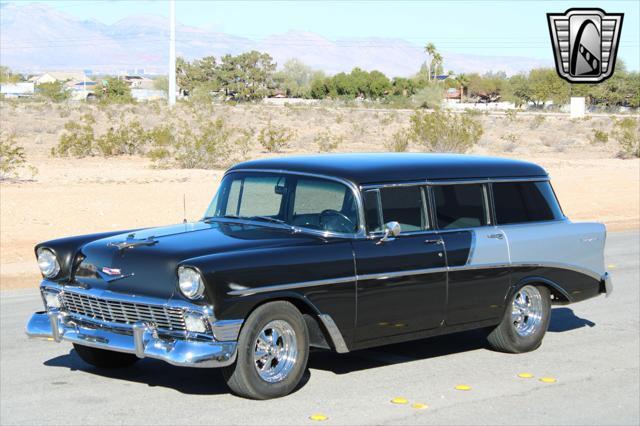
top-left (60, 291), bottom-right (186, 331)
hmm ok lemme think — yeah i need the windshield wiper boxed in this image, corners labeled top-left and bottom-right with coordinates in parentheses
top-left (250, 215), bottom-right (287, 225)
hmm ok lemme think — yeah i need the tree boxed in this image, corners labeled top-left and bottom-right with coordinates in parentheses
top-left (0, 66), bottom-right (20, 83)
top-left (36, 81), bottom-right (69, 102)
top-left (424, 42), bottom-right (437, 82)
top-left (217, 51), bottom-right (276, 101)
top-left (527, 68), bottom-right (568, 107)
top-left (96, 77), bottom-right (134, 103)
top-left (274, 59), bottom-right (314, 97)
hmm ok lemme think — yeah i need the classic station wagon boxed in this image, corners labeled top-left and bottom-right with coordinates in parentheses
top-left (26, 154), bottom-right (611, 399)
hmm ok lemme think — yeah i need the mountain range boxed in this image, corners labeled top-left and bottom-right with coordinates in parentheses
top-left (0, 2), bottom-right (551, 76)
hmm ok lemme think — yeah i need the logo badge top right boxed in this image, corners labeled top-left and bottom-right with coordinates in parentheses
top-left (547, 8), bottom-right (624, 83)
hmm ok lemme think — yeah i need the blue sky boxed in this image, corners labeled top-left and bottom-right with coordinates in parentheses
top-left (13, 0), bottom-right (640, 69)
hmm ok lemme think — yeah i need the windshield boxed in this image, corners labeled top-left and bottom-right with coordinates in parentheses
top-left (204, 172), bottom-right (359, 234)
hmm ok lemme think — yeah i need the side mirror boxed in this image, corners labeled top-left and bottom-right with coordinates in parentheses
top-left (377, 221), bottom-right (401, 244)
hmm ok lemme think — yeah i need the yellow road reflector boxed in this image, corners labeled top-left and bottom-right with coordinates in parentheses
top-left (540, 377), bottom-right (557, 383)
top-left (45, 337), bottom-right (54, 341)
top-left (607, 264), bottom-right (616, 269)
top-left (518, 373), bottom-right (534, 379)
top-left (455, 385), bottom-right (472, 391)
top-left (309, 414), bottom-right (328, 421)
top-left (391, 397), bottom-right (409, 404)
top-left (411, 403), bottom-right (429, 410)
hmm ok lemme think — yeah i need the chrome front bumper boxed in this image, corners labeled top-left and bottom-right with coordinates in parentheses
top-left (26, 310), bottom-right (237, 368)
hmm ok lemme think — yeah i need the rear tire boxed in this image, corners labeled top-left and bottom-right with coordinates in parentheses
top-left (222, 301), bottom-right (309, 399)
top-left (73, 344), bottom-right (139, 368)
top-left (487, 285), bottom-right (551, 353)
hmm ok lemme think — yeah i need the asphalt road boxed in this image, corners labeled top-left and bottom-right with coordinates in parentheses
top-left (1, 231), bottom-right (638, 426)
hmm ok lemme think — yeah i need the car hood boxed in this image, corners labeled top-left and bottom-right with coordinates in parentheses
top-left (74, 221), bottom-right (316, 299)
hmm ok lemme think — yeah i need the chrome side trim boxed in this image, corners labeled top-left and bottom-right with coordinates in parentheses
top-left (222, 168), bottom-right (367, 238)
top-left (360, 176), bottom-right (549, 189)
top-left (317, 314), bottom-right (349, 353)
top-left (211, 319), bottom-right (244, 341)
top-left (227, 261), bottom-right (602, 296)
top-left (227, 275), bottom-right (355, 296)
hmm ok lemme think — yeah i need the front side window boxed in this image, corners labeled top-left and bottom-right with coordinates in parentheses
top-left (493, 181), bottom-right (564, 224)
top-left (363, 186), bottom-right (427, 233)
top-left (205, 173), bottom-right (358, 234)
top-left (432, 184), bottom-right (488, 229)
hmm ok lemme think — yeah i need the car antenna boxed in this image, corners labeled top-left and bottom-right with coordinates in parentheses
top-left (183, 194), bottom-right (187, 224)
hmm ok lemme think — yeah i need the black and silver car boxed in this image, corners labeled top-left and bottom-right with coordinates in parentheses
top-left (26, 154), bottom-right (611, 399)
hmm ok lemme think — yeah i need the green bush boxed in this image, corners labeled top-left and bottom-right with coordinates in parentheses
top-left (1, 133), bottom-right (36, 180)
top-left (407, 110), bottom-right (483, 153)
top-left (314, 131), bottom-right (344, 152)
top-left (149, 118), bottom-right (252, 169)
top-left (95, 120), bottom-right (149, 156)
top-left (96, 78), bottom-right (135, 104)
top-left (385, 129), bottom-right (410, 152)
top-left (614, 117), bottom-right (639, 158)
top-left (258, 121), bottom-right (295, 152)
top-left (505, 109), bottom-right (518, 122)
top-left (589, 129), bottom-right (609, 144)
top-left (52, 113), bottom-right (96, 157)
top-left (411, 85), bottom-right (443, 109)
top-left (36, 82), bottom-right (70, 102)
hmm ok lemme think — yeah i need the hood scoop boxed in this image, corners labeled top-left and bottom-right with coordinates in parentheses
top-left (108, 233), bottom-right (158, 251)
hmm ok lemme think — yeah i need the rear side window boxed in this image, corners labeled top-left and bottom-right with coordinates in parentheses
top-left (432, 184), bottom-right (488, 229)
top-left (493, 181), bottom-right (564, 224)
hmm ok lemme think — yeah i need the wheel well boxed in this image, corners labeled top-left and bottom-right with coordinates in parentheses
top-left (515, 278), bottom-right (571, 305)
top-left (243, 297), bottom-right (334, 351)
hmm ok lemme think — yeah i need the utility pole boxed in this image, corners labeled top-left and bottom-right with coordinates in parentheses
top-left (168, 0), bottom-right (176, 107)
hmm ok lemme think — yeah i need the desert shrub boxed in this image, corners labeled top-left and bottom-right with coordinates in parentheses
top-left (96, 77), bottom-right (135, 104)
top-left (530, 114), bottom-right (546, 129)
top-left (258, 120), bottom-right (294, 152)
top-left (0, 133), bottom-right (37, 180)
top-left (52, 113), bottom-right (96, 157)
top-left (505, 109), bottom-right (518, 122)
top-left (613, 117), bottom-right (639, 158)
top-left (95, 120), bottom-right (149, 156)
top-left (411, 85), bottom-right (443, 109)
top-left (589, 129), bottom-right (609, 144)
top-left (407, 110), bottom-right (483, 153)
top-left (385, 129), bottom-right (410, 152)
top-left (335, 114), bottom-right (344, 124)
top-left (36, 82), bottom-right (70, 102)
top-left (314, 131), bottom-right (344, 152)
top-left (149, 118), bottom-right (252, 169)
top-left (500, 133), bottom-right (520, 152)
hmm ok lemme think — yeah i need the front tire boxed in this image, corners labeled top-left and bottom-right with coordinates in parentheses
top-left (222, 301), bottom-right (309, 399)
top-left (73, 344), bottom-right (139, 368)
top-left (487, 285), bottom-right (551, 353)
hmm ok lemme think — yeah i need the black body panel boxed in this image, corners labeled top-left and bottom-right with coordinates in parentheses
top-left (352, 232), bottom-right (447, 342)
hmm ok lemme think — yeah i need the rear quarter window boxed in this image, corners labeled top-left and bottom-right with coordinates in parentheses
top-left (432, 184), bottom-right (488, 229)
top-left (493, 181), bottom-right (564, 224)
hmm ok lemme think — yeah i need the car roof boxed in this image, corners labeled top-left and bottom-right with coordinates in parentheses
top-left (228, 153), bottom-right (549, 185)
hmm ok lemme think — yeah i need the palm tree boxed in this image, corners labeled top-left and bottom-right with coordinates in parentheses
top-left (424, 43), bottom-right (436, 82)
top-left (456, 73), bottom-right (470, 99)
top-left (431, 52), bottom-right (443, 81)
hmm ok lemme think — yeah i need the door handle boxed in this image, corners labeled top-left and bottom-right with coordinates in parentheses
top-left (424, 239), bottom-right (444, 245)
top-left (487, 233), bottom-right (504, 239)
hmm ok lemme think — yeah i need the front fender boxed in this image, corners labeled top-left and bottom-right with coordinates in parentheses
top-left (35, 229), bottom-right (143, 282)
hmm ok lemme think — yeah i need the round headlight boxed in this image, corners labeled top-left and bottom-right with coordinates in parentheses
top-left (37, 248), bottom-right (60, 278)
top-left (178, 266), bottom-right (205, 300)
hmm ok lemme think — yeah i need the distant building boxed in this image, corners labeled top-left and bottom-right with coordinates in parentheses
top-left (0, 82), bottom-right (35, 97)
top-left (124, 75), bottom-right (154, 89)
top-left (29, 71), bottom-right (87, 85)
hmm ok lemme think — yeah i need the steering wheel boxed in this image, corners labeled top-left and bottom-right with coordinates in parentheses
top-left (319, 209), bottom-right (355, 233)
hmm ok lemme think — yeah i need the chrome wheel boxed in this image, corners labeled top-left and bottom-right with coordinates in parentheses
top-left (511, 285), bottom-right (544, 337)
top-left (253, 320), bottom-right (298, 383)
